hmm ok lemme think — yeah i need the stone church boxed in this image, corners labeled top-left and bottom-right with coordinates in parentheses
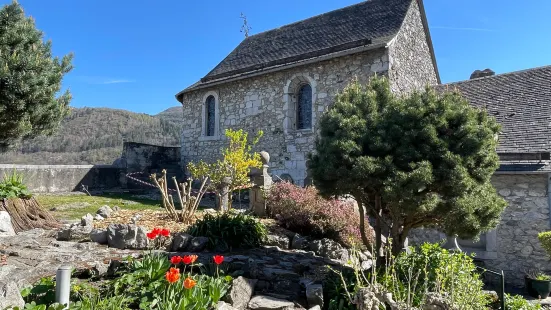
top-left (176, 0), bottom-right (551, 286)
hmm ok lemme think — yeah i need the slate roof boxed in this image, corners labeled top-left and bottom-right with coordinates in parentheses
top-left (178, 0), bottom-right (422, 96)
top-left (436, 65), bottom-right (551, 155)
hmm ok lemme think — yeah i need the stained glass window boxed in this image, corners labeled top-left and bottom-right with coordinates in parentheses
top-left (297, 84), bottom-right (312, 130)
top-left (206, 95), bottom-right (216, 136)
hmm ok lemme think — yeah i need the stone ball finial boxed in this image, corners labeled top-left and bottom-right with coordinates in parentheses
top-left (259, 151), bottom-right (270, 165)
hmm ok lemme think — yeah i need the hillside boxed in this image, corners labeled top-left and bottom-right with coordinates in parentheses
top-left (0, 106), bottom-right (183, 165)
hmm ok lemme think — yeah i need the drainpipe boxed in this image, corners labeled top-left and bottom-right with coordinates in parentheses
top-left (55, 265), bottom-right (71, 309)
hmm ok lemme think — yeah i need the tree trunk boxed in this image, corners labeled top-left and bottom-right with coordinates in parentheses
top-left (390, 225), bottom-right (410, 257)
top-left (357, 200), bottom-right (371, 249)
top-left (0, 197), bottom-right (60, 233)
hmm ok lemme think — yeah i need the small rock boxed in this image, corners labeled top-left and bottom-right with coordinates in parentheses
top-left (204, 208), bottom-right (217, 214)
top-left (248, 295), bottom-right (295, 310)
top-left (265, 234), bottom-right (289, 249)
top-left (81, 213), bottom-right (94, 227)
top-left (92, 262), bottom-right (109, 277)
top-left (112, 206), bottom-right (121, 212)
top-left (306, 284), bottom-right (323, 308)
top-left (291, 234), bottom-right (309, 250)
top-left (188, 236), bottom-right (209, 252)
top-left (107, 224), bottom-right (148, 249)
top-left (216, 301), bottom-right (238, 310)
top-left (0, 281), bottom-right (24, 309)
top-left (361, 260), bottom-right (373, 271)
top-left (56, 224), bottom-right (93, 241)
top-left (97, 205), bottom-right (113, 218)
top-left (94, 214), bottom-right (105, 221)
top-left (90, 229), bottom-right (108, 245)
top-left (228, 276), bottom-right (257, 309)
top-left (0, 211), bottom-right (15, 237)
top-left (171, 233), bottom-right (193, 252)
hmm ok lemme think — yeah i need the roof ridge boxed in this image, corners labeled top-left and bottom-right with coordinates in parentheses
top-left (441, 64), bottom-right (551, 87)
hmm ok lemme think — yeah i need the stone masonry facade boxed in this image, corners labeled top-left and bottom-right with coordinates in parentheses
top-left (410, 174), bottom-right (551, 287)
top-left (180, 1), bottom-right (437, 185)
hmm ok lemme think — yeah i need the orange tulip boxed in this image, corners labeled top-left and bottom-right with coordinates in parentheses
top-left (189, 254), bottom-right (198, 264)
top-left (165, 267), bottom-right (180, 284)
top-left (183, 277), bottom-right (197, 289)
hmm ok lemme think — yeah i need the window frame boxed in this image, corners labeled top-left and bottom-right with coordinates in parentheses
top-left (200, 90), bottom-right (220, 141)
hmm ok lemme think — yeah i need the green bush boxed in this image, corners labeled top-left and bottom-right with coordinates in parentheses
top-left (187, 211), bottom-right (267, 250)
top-left (0, 170), bottom-right (31, 199)
top-left (505, 294), bottom-right (542, 310)
top-left (379, 243), bottom-right (489, 309)
top-left (538, 231), bottom-right (551, 258)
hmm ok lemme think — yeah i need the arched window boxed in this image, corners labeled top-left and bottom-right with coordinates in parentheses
top-left (205, 95), bottom-right (216, 136)
top-left (296, 84), bottom-right (312, 130)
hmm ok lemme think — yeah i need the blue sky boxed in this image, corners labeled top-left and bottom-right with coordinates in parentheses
top-left (4, 0), bottom-right (551, 115)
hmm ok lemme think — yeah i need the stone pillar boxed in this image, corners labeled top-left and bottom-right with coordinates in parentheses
top-left (250, 151), bottom-right (272, 217)
top-left (218, 176), bottom-right (232, 212)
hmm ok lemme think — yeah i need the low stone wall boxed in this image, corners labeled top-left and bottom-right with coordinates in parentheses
top-left (122, 142), bottom-right (181, 173)
top-left (409, 173), bottom-right (551, 288)
top-left (0, 164), bottom-right (124, 193)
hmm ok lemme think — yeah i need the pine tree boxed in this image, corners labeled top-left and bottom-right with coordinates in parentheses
top-left (308, 76), bottom-right (507, 256)
top-left (0, 1), bottom-right (73, 151)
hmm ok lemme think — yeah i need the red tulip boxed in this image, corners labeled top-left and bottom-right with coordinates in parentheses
top-left (160, 229), bottom-right (170, 237)
top-left (213, 255), bottom-right (224, 265)
top-left (146, 232), bottom-right (157, 240)
top-left (170, 256), bottom-right (182, 265)
top-left (182, 255), bottom-right (198, 265)
top-left (152, 228), bottom-right (162, 235)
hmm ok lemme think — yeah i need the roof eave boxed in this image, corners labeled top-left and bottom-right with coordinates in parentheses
top-left (175, 42), bottom-right (389, 102)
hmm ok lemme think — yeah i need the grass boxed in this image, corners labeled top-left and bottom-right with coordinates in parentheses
top-left (37, 192), bottom-right (162, 220)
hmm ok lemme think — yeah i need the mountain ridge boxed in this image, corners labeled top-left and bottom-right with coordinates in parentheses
top-left (0, 106), bottom-right (184, 165)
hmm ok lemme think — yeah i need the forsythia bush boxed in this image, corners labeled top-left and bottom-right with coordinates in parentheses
top-left (267, 181), bottom-right (373, 247)
top-left (538, 231), bottom-right (551, 258)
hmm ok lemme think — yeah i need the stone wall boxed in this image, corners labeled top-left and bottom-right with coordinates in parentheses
top-left (0, 164), bottom-right (124, 193)
top-left (409, 173), bottom-right (551, 287)
top-left (181, 48), bottom-right (390, 185)
top-left (122, 142), bottom-right (181, 173)
top-left (388, 0), bottom-right (438, 93)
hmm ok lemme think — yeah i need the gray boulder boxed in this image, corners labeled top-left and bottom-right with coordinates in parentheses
top-left (188, 236), bottom-right (209, 252)
top-left (309, 238), bottom-right (349, 261)
top-left (171, 232), bottom-right (193, 251)
top-left (306, 284), bottom-right (323, 308)
top-left (107, 224), bottom-right (148, 249)
top-left (290, 234), bottom-right (309, 250)
top-left (0, 211), bottom-right (15, 237)
top-left (56, 223), bottom-right (93, 241)
top-left (228, 276), bottom-right (257, 309)
top-left (248, 295), bottom-right (294, 310)
top-left (81, 213), bottom-right (94, 227)
top-left (90, 229), bottom-right (108, 245)
top-left (97, 205), bottom-right (113, 218)
top-left (265, 234), bottom-right (289, 249)
top-left (0, 281), bottom-right (24, 309)
top-left (308, 307), bottom-right (321, 310)
top-left (94, 214), bottom-right (105, 221)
